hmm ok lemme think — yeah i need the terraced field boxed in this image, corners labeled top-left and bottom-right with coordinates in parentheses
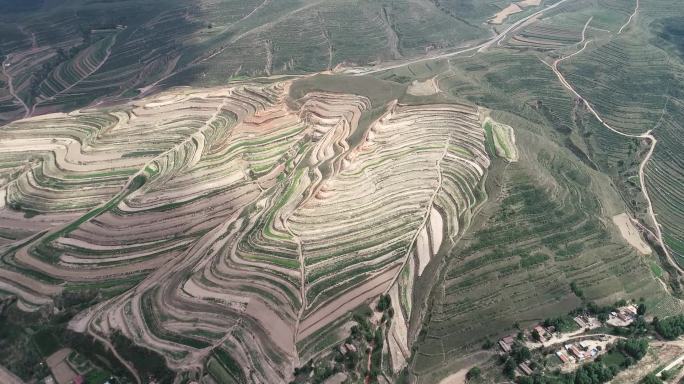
top-left (0, 73), bottom-right (499, 381)
top-left (553, 0), bottom-right (684, 266)
top-left (1, 0), bottom-right (684, 383)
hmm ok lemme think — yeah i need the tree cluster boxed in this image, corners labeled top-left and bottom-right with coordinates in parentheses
top-left (654, 314), bottom-right (684, 340)
top-left (543, 316), bottom-right (575, 332)
top-left (615, 338), bottom-right (648, 360)
top-left (516, 362), bottom-right (617, 384)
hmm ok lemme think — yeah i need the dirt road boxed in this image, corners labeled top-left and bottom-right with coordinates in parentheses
top-left (543, 17), bottom-right (683, 276)
top-left (618, 0), bottom-right (639, 34)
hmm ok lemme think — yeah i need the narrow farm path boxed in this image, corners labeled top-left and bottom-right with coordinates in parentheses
top-left (384, 138), bottom-right (449, 292)
top-left (86, 321), bottom-right (142, 384)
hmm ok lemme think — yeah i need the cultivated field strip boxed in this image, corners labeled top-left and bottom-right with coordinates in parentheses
top-left (0, 80), bottom-right (491, 380)
top-left (506, 22), bottom-right (583, 50)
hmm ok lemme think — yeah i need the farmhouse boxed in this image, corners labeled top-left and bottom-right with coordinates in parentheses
top-left (566, 344), bottom-right (584, 361)
top-left (519, 362), bottom-right (533, 376)
top-left (624, 305), bottom-right (638, 316)
top-left (574, 316), bottom-right (587, 328)
top-left (556, 351), bottom-right (571, 364)
top-left (608, 306), bottom-right (637, 327)
top-left (533, 325), bottom-right (549, 341)
top-left (499, 336), bottom-right (515, 352)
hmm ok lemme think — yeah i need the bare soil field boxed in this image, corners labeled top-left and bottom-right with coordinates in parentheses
top-left (613, 213), bottom-right (652, 255)
top-left (490, 3), bottom-right (523, 24)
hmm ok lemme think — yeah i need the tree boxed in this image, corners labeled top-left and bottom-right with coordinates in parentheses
top-left (616, 338), bottom-right (648, 360)
top-left (597, 312), bottom-right (609, 323)
top-left (512, 344), bottom-right (531, 363)
top-left (376, 294), bottom-right (391, 312)
top-left (466, 366), bottom-right (481, 381)
top-left (482, 338), bottom-right (494, 350)
top-left (570, 281), bottom-right (585, 299)
top-left (503, 359), bottom-right (516, 379)
top-left (532, 329), bottom-right (542, 342)
top-left (637, 303), bottom-right (646, 316)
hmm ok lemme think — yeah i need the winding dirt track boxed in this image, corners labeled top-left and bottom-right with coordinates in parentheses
top-left (87, 320), bottom-right (142, 384)
top-left (543, 17), bottom-right (683, 275)
top-left (1, 56), bottom-right (30, 118)
top-left (618, 0), bottom-right (639, 35)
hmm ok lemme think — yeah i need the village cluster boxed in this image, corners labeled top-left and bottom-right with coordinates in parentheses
top-left (497, 305), bottom-right (640, 377)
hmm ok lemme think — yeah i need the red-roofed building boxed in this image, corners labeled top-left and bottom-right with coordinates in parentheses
top-left (568, 345), bottom-right (584, 360)
top-left (556, 351), bottom-right (570, 364)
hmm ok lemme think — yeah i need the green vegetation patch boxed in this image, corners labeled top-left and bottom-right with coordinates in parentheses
top-left (289, 74), bottom-right (406, 108)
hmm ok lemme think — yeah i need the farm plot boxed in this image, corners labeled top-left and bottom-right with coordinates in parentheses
top-left (290, 101), bottom-right (490, 363)
top-left (644, 104), bottom-right (684, 264)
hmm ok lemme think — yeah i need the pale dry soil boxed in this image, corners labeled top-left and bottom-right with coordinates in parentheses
top-left (490, 3), bottom-right (523, 24)
top-left (46, 348), bottom-right (78, 384)
top-left (407, 78), bottom-right (439, 96)
top-left (0, 364), bottom-right (25, 384)
top-left (518, 0), bottom-right (542, 7)
top-left (612, 213), bottom-right (652, 255)
top-left (438, 368), bottom-right (469, 384)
